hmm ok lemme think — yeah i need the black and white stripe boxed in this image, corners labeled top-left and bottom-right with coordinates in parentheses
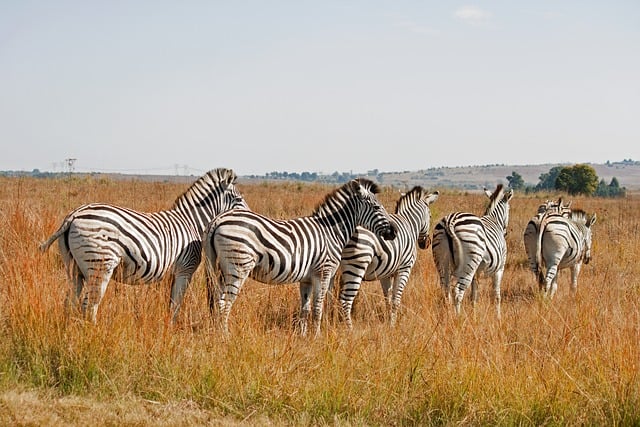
top-left (535, 209), bottom-right (596, 298)
top-left (203, 178), bottom-right (397, 336)
top-left (523, 198), bottom-right (572, 277)
top-left (40, 168), bottom-right (248, 323)
top-left (431, 184), bottom-right (513, 318)
top-left (337, 187), bottom-right (439, 328)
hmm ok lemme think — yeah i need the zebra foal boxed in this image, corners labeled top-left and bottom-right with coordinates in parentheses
top-left (337, 187), bottom-right (439, 328)
top-left (431, 184), bottom-right (513, 318)
top-left (535, 209), bottom-right (596, 298)
top-left (40, 168), bottom-right (248, 323)
top-left (203, 178), bottom-right (397, 337)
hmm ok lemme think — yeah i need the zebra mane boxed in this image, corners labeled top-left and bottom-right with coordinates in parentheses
top-left (395, 186), bottom-right (423, 214)
top-left (484, 184), bottom-right (505, 216)
top-left (171, 168), bottom-right (238, 209)
top-left (313, 178), bottom-right (379, 215)
top-left (569, 209), bottom-right (589, 224)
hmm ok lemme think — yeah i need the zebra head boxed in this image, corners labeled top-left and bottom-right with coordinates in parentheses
top-left (172, 168), bottom-right (249, 233)
top-left (574, 211), bottom-right (597, 265)
top-left (350, 179), bottom-right (397, 241)
top-left (396, 187), bottom-right (439, 249)
top-left (483, 184), bottom-right (514, 232)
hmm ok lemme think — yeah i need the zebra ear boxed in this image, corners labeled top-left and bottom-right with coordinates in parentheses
top-left (505, 188), bottom-right (514, 201)
top-left (587, 213), bottom-right (597, 227)
top-left (425, 191), bottom-right (439, 205)
top-left (483, 187), bottom-right (493, 198)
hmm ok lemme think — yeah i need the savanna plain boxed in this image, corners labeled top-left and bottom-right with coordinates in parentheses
top-left (0, 176), bottom-right (638, 426)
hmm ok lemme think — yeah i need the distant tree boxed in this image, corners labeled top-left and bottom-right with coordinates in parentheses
top-left (536, 166), bottom-right (564, 191)
top-left (555, 164), bottom-right (599, 196)
top-left (595, 176), bottom-right (626, 198)
top-left (506, 171), bottom-right (525, 190)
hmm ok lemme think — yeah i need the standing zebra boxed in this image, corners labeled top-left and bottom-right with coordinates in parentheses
top-left (337, 187), bottom-right (439, 329)
top-left (203, 179), bottom-right (397, 337)
top-left (523, 198), bottom-right (572, 276)
top-left (431, 184), bottom-right (513, 318)
top-left (39, 168), bottom-right (248, 323)
top-left (535, 209), bottom-right (596, 298)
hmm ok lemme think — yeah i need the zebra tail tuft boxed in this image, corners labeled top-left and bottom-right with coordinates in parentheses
top-left (39, 217), bottom-right (73, 253)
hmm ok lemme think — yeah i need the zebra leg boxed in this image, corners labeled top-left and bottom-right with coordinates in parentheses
top-left (59, 240), bottom-right (84, 316)
top-left (545, 264), bottom-right (559, 299)
top-left (339, 272), bottom-right (362, 330)
top-left (299, 281), bottom-right (312, 337)
top-left (492, 269), bottom-right (504, 320)
top-left (453, 277), bottom-right (474, 315)
top-left (570, 263), bottom-right (582, 295)
top-left (380, 277), bottom-right (393, 321)
top-left (470, 276), bottom-right (479, 307)
top-left (312, 272), bottom-right (333, 338)
top-left (389, 271), bottom-right (410, 327)
top-left (169, 271), bottom-right (194, 323)
top-left (64, 258), bottom-right (85, 316)
top-left (80, 265), bottom-right (116, 323)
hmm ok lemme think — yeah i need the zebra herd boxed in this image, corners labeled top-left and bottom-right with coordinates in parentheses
top-left (40, 168), bottom-right (597, 335)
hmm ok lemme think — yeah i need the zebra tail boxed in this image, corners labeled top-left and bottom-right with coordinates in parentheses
top-left (535, 217), bottom-right (546, 285)
top-left (445, 216), bottom-right (465, 277)
top-left (39, 216), bottom-right (73, 252)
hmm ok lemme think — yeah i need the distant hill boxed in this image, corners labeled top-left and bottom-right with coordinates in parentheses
top-left (374, 162), bottom-right (640, 191)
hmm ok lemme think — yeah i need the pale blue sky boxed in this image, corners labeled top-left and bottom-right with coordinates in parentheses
top-left (1, 1), bottom-right (638, 176)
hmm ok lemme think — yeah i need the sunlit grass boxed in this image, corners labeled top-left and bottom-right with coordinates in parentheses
top-left (0, 176), bottom-right (638, 425)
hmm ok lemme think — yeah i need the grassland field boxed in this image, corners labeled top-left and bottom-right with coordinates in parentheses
top-left (0, 175), bottom-right (638, 426)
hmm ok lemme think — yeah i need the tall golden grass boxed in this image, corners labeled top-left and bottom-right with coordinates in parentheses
top-left (0, 175), bottom-right (638, 425)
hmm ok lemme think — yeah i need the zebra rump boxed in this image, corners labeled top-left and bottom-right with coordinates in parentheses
top-left (523, 198), bottom-right (572, 277)
top-left (535, 208), bottom-right (596, 298)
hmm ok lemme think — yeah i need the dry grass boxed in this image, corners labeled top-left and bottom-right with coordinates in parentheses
top-left (0, 175), bottom-right (638, 425)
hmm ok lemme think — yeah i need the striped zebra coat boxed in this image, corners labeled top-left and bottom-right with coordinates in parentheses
top-left (431, 184), bottom-right (513, 318)
top-left (40, 168), bottom-right (248, 323)
top-left (523, 198), bottom-right (572, 277)
top-left (337, 187), bottom-right (439, 328)
top-left (203, 179), bottom-right (397, 337)
top-left (535, 209), bottom-right (596, 298)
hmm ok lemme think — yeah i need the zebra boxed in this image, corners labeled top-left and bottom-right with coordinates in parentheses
top-left (203, 178), bottom-right (397, 337)
top-left (535, 209), bottom-right (596, 298)
top-left (39, 168), bottom-right (248, 323)
top-left (337, 187), bottom-right (439, 329)
top-left (431, 184), bottom-right (513, 318)
top-left (523, 198), bottom-right (572, 277)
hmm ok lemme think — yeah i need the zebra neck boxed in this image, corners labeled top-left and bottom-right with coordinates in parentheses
top-left (171, 204), bottom-right (208, 235)
top-left (397, 205), bottom-right (423, 233)
top-left (314, 210), bottom-right (356, 245)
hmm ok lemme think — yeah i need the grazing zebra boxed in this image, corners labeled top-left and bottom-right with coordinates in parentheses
top-left (523, 198), bottom-right (572, 276)
top-left (535, 209), bottom-right (596, 298)
top-left (431, 184), bottom-right (513, 318)
top-left (39, 168), bottom-right (248, 323)
top-left (203, 178), bottom-right (397, 337)
top-left (337, 187), bottom-right (439, 329)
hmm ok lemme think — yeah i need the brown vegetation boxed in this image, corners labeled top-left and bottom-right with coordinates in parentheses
top-left (0, 176), bottom-right (638, 425)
